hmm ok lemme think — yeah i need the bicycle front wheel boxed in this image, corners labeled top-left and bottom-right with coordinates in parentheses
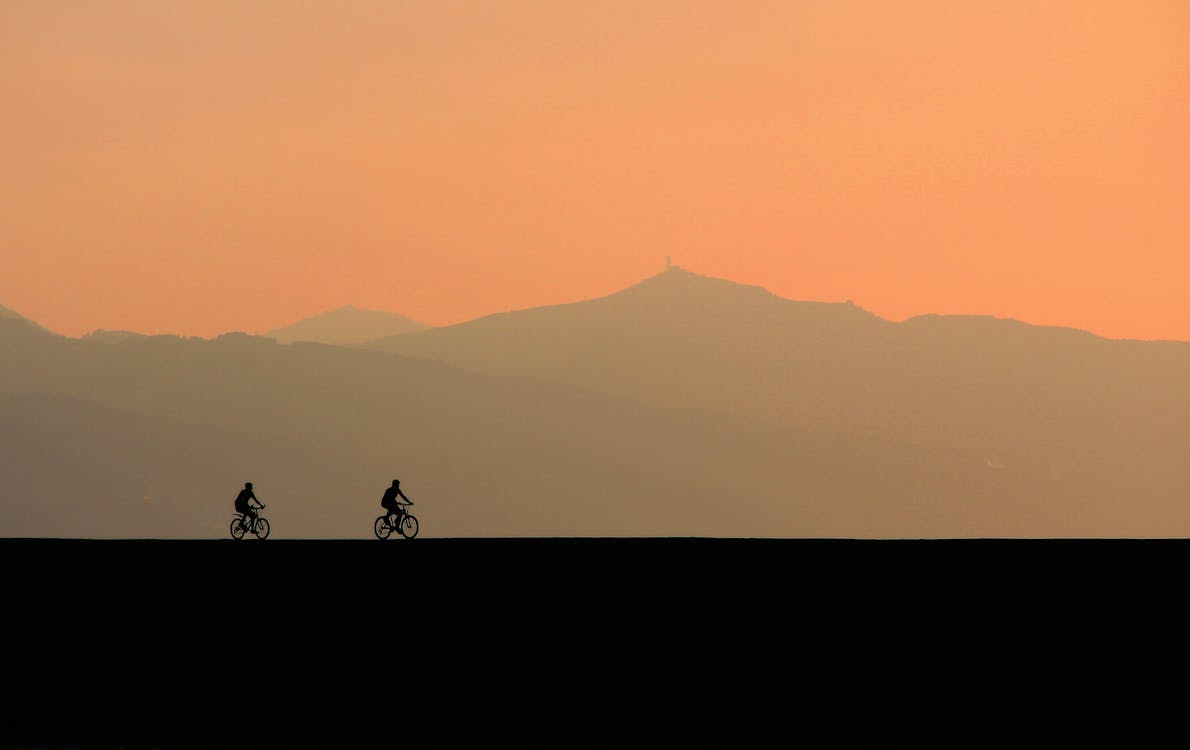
top-left (254, 518), bottom-right (270, 539)
top-left (399, 514), bottom-right (419, 539)
top-left (374, 515), bottom-right (393, 540)
top-left (230, 518), bottom-right (246, 540)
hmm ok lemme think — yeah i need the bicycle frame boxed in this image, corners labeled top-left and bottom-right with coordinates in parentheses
top-left (375, 502), bottom-right (417, 539)
top-left (239, 507), bottom-right (264, 532)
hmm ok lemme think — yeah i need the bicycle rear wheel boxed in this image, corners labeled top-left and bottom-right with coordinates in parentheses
top-left (399, 514), bottom-right (419, 539)
top-left (374, 515), bottom-right (393, 540)
top-left (254, 518), bottom-right (270, 539)
top-left (230, 518), bottom-right (246, 540)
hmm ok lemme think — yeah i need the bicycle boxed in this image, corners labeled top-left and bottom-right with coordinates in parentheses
top-left (374, 502), bottom-right (418, 540)
top-left (230, 505), bottom-right (270, 540)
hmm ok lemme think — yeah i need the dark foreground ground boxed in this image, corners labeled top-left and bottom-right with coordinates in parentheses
top-left (5, 538), bottom-right (1190, 746)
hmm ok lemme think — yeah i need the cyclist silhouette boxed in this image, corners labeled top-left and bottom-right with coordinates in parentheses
top-left (235, 482), bottom-right (262, 531)
top-left (380, 479), bottom-right (410, 524)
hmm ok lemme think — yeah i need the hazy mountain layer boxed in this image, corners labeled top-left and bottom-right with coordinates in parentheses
top-left (3, 263), bottom-right (1186, 538)
top-left (366, 268), bottom-right (1190, 524)
top-left (0, 317), bottom-right (1116, 538)
top-left (0, 394), bottom-right (370, 538)
top-left (266, 305), bottom-right (426, 345)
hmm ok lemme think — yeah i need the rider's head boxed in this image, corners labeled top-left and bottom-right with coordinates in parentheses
top-left (245, 482), bottom-right (253, 490)
top-left (391, 479), bottom-right (400, 488)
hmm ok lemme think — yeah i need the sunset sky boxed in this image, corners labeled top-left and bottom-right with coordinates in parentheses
top-left (2, 1), bottom-right (1187, 340)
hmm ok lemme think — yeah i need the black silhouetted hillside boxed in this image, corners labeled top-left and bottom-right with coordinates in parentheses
top-left (4, 539), bottom-right (1189, 746)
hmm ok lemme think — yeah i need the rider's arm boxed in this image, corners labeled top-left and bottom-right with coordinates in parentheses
top-left (397, 489), bottom-right (409, 503)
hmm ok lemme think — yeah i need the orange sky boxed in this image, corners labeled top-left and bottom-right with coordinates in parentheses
top-left (1, 1), bottom-right (1187, 340)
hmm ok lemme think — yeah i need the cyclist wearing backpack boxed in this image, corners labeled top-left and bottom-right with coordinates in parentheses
top-left (380, 479), bottom-right (410, 524)
top-left (235, 482), bottom-right (263, 531)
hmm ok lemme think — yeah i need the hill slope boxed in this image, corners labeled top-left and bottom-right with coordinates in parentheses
top-left (266, 305), bottom-right (426, 345)
top-left (0, 303), bottom-right (53, 335)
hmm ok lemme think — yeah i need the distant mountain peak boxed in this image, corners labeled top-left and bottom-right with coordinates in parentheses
top-left (266, 305), bottom-right (427, 346)
top-left (602, 266), bottom-right (881, 321)
top-left (613, 266), bottom-right (775, 298)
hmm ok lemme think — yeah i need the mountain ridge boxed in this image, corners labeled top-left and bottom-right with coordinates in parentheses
top-left (361, 266), bottom-right (1190, 530)
top-left (2, 268), bottom-right (1185, 537)
top-left (265, 304), bottom-right (426, 346)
